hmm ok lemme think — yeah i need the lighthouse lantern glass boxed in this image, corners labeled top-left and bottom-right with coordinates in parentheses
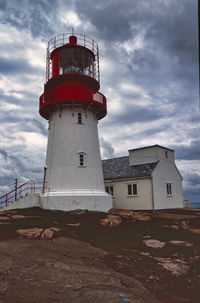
top-left (59, 46), bottom-right (94, 77)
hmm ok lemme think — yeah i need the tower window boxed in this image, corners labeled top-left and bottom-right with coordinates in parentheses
top-left (165, 151), bottom-right (168, 158)
top-left (77, 113), bottom-right (82, 124)
top-left (127, 184), bottom-right (137, 195)
top-left (79, 153), bottom-right (84, 166)
top-left (166, 183), bottom-right (172, 195)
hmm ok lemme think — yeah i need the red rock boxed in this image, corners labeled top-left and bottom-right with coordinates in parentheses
top-left (100, 215), bottom-right (122, 228)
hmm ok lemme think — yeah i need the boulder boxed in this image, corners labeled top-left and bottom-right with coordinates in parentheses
top-left (16, 228), bottom-right (43, 239)
top-left (40, 229), bottom-right (54, 240)
top-left (108, 209), bottom-right (151, 221)
top-left (143, 239), bottom-right (166, 249)
top-left (100, 215), bottom-right (122, 228)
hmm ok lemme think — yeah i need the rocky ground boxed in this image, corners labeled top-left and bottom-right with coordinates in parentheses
top-left (0, 207), bottom-right (200, 303)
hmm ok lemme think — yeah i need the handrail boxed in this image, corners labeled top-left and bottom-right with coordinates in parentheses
top-left (183, 199), bottom-right (194, 208)
top-left (0, 180), bottom-right (46, 208)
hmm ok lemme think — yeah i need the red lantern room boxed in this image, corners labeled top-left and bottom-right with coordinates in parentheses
top-left (39, 33), bottom-right (107, 120)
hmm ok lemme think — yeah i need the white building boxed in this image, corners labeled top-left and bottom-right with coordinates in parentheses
top-left (103, 145), bottom-right (184, 210)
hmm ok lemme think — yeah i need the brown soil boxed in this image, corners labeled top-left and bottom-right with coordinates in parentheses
top-left (0, 207), bottom-right (200, 303)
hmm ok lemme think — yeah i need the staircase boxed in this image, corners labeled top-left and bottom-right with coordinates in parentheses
top-left (0, 181), bottom-right (45, 209)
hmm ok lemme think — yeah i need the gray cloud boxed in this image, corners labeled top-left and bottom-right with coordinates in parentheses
top-left (173, 140), bottom-right (200, 161)
top-left (100, 137), bottom-right (115, 159)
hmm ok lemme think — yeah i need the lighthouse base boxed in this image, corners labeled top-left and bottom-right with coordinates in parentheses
top-left (40, 191), bottom-right (112, 212)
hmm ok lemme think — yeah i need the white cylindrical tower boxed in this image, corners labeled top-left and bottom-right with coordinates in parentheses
top-left (39, 33), bottom-right (112, 211)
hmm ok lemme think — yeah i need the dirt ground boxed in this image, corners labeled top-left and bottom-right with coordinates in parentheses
top-left (0, 207), bottom-right (200, 303)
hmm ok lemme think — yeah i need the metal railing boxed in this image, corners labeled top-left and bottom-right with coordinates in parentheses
top-left (46, 32), bottom-right (100, 83)
top-left (0, 180), bottom-right (45, 209)
top-left (183, 199), bottom-right (195, 208)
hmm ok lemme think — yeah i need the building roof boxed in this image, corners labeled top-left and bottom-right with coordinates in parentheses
top-left (102, 156), bottom-right (158, 180)
top-left (128, 144), bottom-right (174, 152)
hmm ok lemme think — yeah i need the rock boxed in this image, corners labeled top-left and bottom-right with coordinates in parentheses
top-left (108, 208), bottom-right (151, 221)
top-left (16, 228), bottom-right (43, 239)
top-left (154, 257), bottom-right (189, 276)
top-left (143, 239), bottom-right (166, 249)
top-left (182, 221), bottom-right (190, 230)
top-left (11, 215), bottom-right (26, 219)
top-left (169, 241), bottom-right (193, 247)
top-left (40, 229), bottom-right (54, 240)
top-left (70, 209), bottom-right (86, 215)
top-left (171, 225), bottom-right (179, 230)
top-left (0, 280), bottom-right (9, 295)
top-left (100, 215), bottom-right (122, 228)
top-left (49, 227), bottom-right (61, 232)
top-left (189, 229), bottom-right (200, 235)
top-left (67, 223), bottom-right (81, 227)
top-left (0, 216), bottom-right (10, 221)
top-left (140, 252), bottom-right (151, 256)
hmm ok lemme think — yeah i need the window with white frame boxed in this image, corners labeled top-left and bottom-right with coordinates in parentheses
top-left (166, 183), bottom-right (172, 195)
top-left (127, 184), bottom-right (137, 195)
top-left (105, 186), bottom-right (114, 196)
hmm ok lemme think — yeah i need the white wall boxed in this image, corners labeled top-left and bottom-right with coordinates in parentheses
top-left (45, 106), bottom-right (105, 193)
top-left (152, 160), bottom-right (184, 209)
top-left (105, 178), bottom-right (153, 210)
top-left (129, 146), bottom-right (174, 165)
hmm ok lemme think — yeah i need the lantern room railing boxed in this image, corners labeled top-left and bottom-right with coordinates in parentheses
top-left (46, 33), bottom-right (100, 84)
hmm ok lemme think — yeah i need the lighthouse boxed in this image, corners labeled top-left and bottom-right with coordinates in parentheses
top-left (39, 33), bottom-right (112, 211)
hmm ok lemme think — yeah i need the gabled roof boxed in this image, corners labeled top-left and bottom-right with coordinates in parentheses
top-left (102, 156), bottom-right (158, 180)
top-left (128, 144), bottom-right (174, 152)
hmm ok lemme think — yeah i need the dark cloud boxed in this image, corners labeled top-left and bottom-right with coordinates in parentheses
top-left (0, 148), bottom-right (8, 160)
top-left (107, 105), bottom-right (163, 126)
top-left (172, 140), bottom-right (200, 161)
top-left (185, 173), bottom-right (200, 187)
top-left (0, 56), bottom-right (37, 75)
top-left (0, 0), bottom-right (58, 38)
top-left (183, 189), bottom-right (200, 204)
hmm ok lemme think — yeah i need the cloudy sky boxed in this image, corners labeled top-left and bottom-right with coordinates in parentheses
top-left (0, 0), bottom-right (199, 203)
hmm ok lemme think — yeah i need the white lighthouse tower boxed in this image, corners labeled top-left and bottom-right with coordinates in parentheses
top-left (39, 33), bottom-right (112, 212)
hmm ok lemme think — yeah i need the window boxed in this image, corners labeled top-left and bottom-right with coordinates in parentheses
top-left (77, 113), bottom-right (82, 124)
top-left (79, 153), bottom-right (84, 166)
top-left (165, 151), bottom-right (168, 158)
top-left (166, 183), bottom-right (172, 195)
top-left (127, 184), bottom-right (137, 195)
top-left (106, 186), bottom-right (114, 196)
